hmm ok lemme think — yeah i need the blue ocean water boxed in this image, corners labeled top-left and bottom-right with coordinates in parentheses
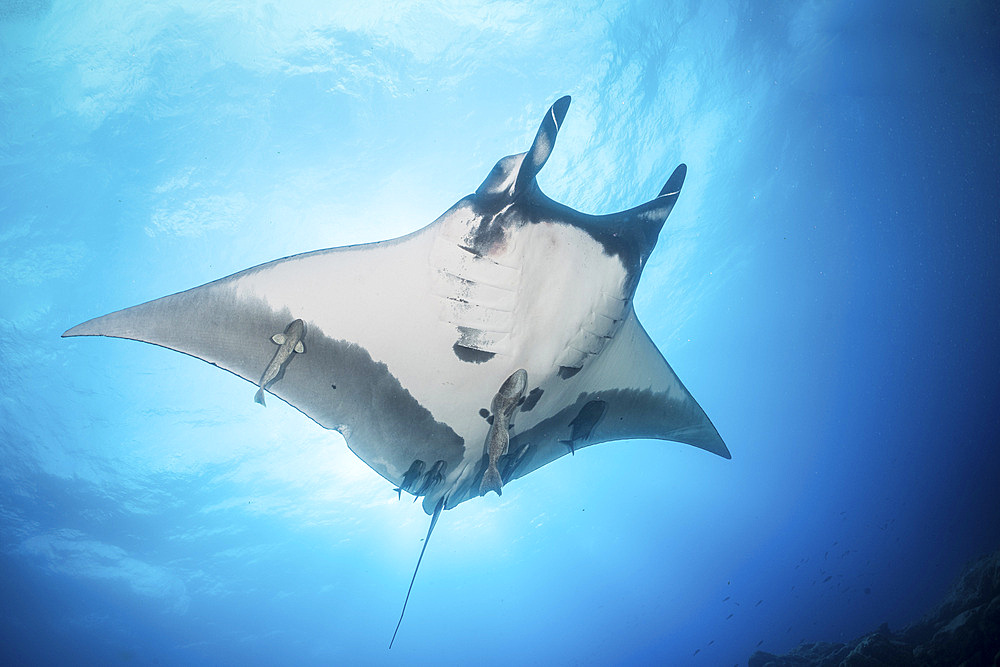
top-left (2, 1), bottom-right (998, 665)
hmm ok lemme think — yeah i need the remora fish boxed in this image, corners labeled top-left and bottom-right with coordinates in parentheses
top-left (501, 442), bottom-right (530, 482)
top-left (412, 460), bottom-right (447, 501)
top-left (560, 399), bottom-right (607, 455)
top-left (479, 369), bottom-right (528, 496)
top-left (254, 319), bottom-right (306, 406)
top-left (394, 460), bottom-right (426, 500)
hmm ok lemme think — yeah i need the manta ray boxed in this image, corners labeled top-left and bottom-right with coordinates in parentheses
top-left (63, 95), bottom-right (729, 646)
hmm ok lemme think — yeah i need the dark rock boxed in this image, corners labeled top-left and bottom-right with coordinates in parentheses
top-left (749, 642), bottom-right (849, 667)
top-left (748, 548), bottom-right (1000, 666)
top-left (840, 631), bottom-right (914, 666)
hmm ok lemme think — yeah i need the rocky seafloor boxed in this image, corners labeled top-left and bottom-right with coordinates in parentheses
top-left (749, 548), bottom-right (1000, 666)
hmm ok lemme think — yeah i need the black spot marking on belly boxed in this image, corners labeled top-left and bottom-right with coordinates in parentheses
top-left (567, 399), bottom-right (607, 441)
top-left (453, 344), bottom-right (496, 364)
top-left (558, 366), bottom-right (581, 379)
top-left (520, 387), bottom-right (543, 412)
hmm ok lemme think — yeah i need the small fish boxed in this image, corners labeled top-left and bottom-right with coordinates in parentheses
top-left (412, 460), bottom-right (447, 500)
top-left (480, 369), bottom-right (527, 496)
top-left (754, 599), bottom-right (762, 607)
top-left (693, 649), bottom-right (700, 656)
top-left (726, 613), bottom-right (733, 619)
top-left (823, 575), bottom-right (832, 583)
top-left (723, 596), bottom-right (730, 601)
top-left (560, 399), bottom-right (606, 455)
top-left (756, 640), bottom-right (763, 647)
top-left (500, 442), bottom-right (531, 481)
top-left (393, 460), bottom-right (426, 499)
top-left (254, 319), bottom-right (306, 406)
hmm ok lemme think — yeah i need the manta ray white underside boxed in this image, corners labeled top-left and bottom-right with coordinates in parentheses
top-left (65, 96), bottom-right (729, 644)
top-left (64, 95), bottom-right (728, 516)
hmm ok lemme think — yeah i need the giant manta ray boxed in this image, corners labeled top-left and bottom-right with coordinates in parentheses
top-left (64, 95), bottom-right (729, 645)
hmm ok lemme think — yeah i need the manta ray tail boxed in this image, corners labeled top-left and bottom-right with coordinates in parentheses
top-left (389, 496), bottom-right (444, 649)
top-left (479, 465), bottom-right (503, 497)
top-left (253, 388), bottom-right (266, 406)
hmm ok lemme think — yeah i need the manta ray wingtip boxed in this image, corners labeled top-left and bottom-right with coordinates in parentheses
top-left (61, 318), bottom-right (100, 338)
top-left (701, 432), bottom-right (731, 460)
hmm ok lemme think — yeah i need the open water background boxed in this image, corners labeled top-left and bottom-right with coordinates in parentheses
top-left (2, 1), bottom-right (998, 665)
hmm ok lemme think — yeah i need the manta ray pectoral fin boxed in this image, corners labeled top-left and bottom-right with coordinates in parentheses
top-left (476, 310), bottom-right (728, 502)
top-left (254, 388), bottom-right (266, 406)
top-left (584, 310), bottom-right (729, 459)
top-left (271, 333), bottom-right (286, 345)
top-left (294, 341), bottom-right (305, 353)
top-left (389, 496), bottom-right (445, 649)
